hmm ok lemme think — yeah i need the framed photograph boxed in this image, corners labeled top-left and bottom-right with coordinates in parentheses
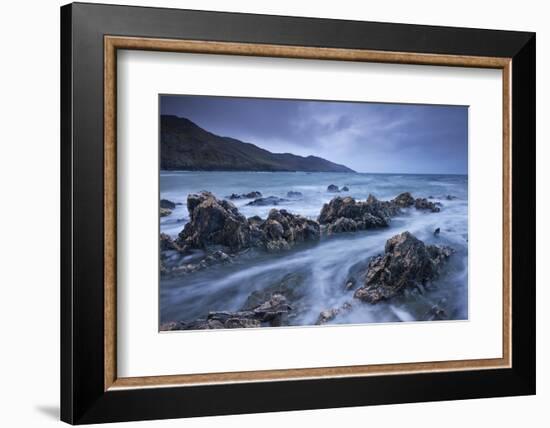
top-left (61, 2), bottom-right (536, 424)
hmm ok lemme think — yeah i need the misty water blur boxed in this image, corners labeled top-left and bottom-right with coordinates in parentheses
top-left (160, 171), bottom-right (468, 326)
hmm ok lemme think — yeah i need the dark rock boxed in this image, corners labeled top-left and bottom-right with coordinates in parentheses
top-left (177, 191), bottom-right (251, 251)
top-left (392, 192), bottom-right (415, 208)
top-left (160, 199), bottom-right (178, 209)
top-left (424, 299), bottom-right (449, 320)
top-left (171, 293), bottom-right (292, 330)
top-left (434, 227), bottom-right (441, 236)
top-left (177, 191), bottom-right (320, 254)
top-left (261, 209), bottom-right (320, 252)
top-left (318, 194), bottom-right (398, 232)
top-left (228, 191), bottom-right (262, 200)
top-left (344, 278), bottom-right (356, 291)
top-left (246, 196), bottom-right (288, 206)
top-left (180, 317), bottom-right (248, 330)
top-left (354, 232), bottom-right (453, 304)
top-left (160, 207), bottom-right (173, 217)
top-left (247, 215), bottom-right (264, 226)
top-left (160, 233), bottom-right (181, 252)
top-left (327, 217), bottom-right (358, 234)
top-left (316, 302), bottom-right (353, 325)
top-left (316, 309), bottom-right (339, 325)
top-left (446, 195), bottom-right (457, 200)
top-left (287, 191), bottom-right (303, 198)
top-left (242, 273), bottom-right (307, 311)
top-left (415, 198), bottom-right (441, 212)
top-left (327, 184), bottom-right (340, 192)
top-left (341, 186), bottom-right (349, 191)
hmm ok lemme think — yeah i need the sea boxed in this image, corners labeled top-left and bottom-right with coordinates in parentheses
top-left (160, 171), bottom-right (468, 326)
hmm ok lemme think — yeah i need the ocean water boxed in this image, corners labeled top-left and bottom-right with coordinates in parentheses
top-left (160, 171), bottom-right (468, 326)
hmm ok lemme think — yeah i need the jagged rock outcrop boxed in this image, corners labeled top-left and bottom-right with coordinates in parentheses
top-left (392, 192), bottom-right (415, 208)
top-left (160, 233), bottom-right (182, 252)
top-left (162, 293), bottom-right (292, 330)
top-left (318, 194), bottom-right (400, 231)
top-left (415, 198), bottom-right (441, 212)
top-left (354, 232), bottom-right (453, 304)
top-left (176, 192), bottom-right (320, 253)
top-left (319, 192), bottom-right (441, 234)
top-left (258, 209), bottom-right (321, 251)
top-left (177, 191), bottom-right (252, 251)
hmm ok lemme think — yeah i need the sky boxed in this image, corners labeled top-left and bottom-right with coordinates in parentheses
top-left (160, 95), bottom-right (468, 174)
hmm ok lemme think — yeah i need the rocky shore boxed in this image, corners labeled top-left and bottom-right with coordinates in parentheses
top-left (159, 190), bottom-right (445, 275)
top-left (160, 189), bottom-right (456, 330)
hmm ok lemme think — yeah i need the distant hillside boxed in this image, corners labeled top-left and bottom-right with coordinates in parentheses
top-left (160, 115), bottom-right (355, 173)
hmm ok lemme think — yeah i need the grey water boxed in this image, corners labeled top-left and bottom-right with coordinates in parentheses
top-left (160, 171), bottom-right (468, 326)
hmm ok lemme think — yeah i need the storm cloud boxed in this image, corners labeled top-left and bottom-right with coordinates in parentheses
top-left (160, 95), bottom-right (468, 174)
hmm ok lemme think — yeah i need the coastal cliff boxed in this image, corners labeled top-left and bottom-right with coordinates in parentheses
top-left (160, 115), bottom-right (355, 172)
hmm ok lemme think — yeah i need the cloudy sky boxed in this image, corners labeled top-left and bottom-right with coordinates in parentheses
top-left (160, 95), bottom-right (468, 174)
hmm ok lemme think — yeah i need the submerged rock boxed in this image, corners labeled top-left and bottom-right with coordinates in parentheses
top-left (327, 184), bottom-right (340, 193)
top-left (242, 273), bottom-right (307, 312)
top-left (415, 198), bottom-right (441, 212)
top-left (160, 207), bottom-right (173, 217)
top-left (316, 302), bottom-right (353, 325)
top-left (434, 227), bottom-right (441, 236)
top-left (341, 186), bottom-right (350, 191)
top-left (287, 191), bottom-right (303, 198)
top-left (246, 196), bottom-right (288, 206)
top-left (165, 293), bottom-right (292, 330)
top-left (354, 232), bottom-right (454, 304)
top-left (228, 191), bottom-right (262, 200)
top-left (160, 199), bottom-right (179, 209)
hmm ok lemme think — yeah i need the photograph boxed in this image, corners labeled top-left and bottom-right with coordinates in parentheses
top-left (159, 95), bottom-right (469, 331)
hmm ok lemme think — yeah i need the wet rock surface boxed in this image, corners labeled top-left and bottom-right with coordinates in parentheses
top-left (258, 209), bottom-right (321, 251)
top-left (287, 191), bottom-right (303, 198)
top-left (246, 196), bottom-right (289, 206)
top-left (392, 192), bottom-right (415, 208)
top-left (174, 192), bottom-right (320, 255)
top-left (160, 189), bottom-right (456, 329)
top-left (160, 199), bottom-right (180, 209)
top-left (164, 293), bottom-right (293, 330)
top-left (318, 194), bottom-right (399, 231)
top-left (319, 192), bottom-right (441, 234)
top-left (177, 191), bottom-right (252, 251)
top-left (160, 207), bottom-right (173, 217)
top-left (227, 191), bottom-right (262, 200)
top-left (415, 198), bottom-right (441, 212)
top-left (354, 232), bottom-right (454, 304)
top-left (327, 184), bottom-right (340, 192)
top-left (316, 302), bottom-right (353, 325)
